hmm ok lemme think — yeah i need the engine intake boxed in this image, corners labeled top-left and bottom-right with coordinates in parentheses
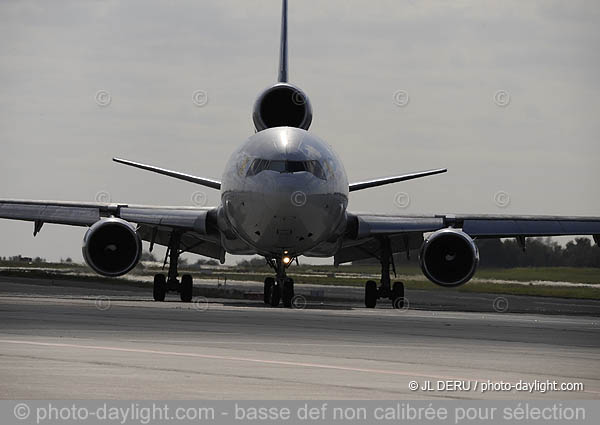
top-left (253, 83), bottom-right (312, 131)
top-left (420, 228), bottom-right (479, 287)
top-left (82, 218), bottom-right (142, 277)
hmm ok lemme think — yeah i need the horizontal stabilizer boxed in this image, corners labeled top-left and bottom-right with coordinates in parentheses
top-left (113, 158), bottom-right (221, 190)
top-left (349, 168), bottom-right (447, 192)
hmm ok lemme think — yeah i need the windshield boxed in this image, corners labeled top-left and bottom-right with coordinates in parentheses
top-left (246, 159), bottom-right (327, 180)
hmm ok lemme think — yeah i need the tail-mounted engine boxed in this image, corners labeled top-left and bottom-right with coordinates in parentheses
top-left (420, 228), bottom-right (479, 287)
top-left (252, 83), bottom-right (312, 132)
top-left (82, 218), bottom-right (142, 277)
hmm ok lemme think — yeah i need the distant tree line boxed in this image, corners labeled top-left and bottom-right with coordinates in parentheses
top-left (0, 255), bottom-right (47, 263)
top-left (140, 251), bottom-right (219, 268)
top-left (1, 252), bottom-right (220, 268)
top-left (2, 238), bottom-right (598, 269)
top-left (476, 237), bottom-right (599, 268)
top-left (237, 257), bottom-right (269, 269)
top-left (357, 237), bottom-right (600, 268)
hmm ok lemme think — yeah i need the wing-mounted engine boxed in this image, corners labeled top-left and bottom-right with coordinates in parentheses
top-left (252, 83), bottom-right (312, 132)
top-left (82, 218), bottom-right (142, 277)
top-left (420, 228), bottom-right (479, 287)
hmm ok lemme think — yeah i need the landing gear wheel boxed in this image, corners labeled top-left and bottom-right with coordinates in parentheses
top-left (263, 277), bottom-right (274, 304)
top-left (153, 273), bottom-right (166, 302)
top-left (391, 281), bottom-right (405, 309)
top-left (180, 274), bottom-right (193, 302)
top-left (269, 282), bottom-right (281, 307)
top-left (365, 280), bottom-right (377, 308)
top-left (282, 278), bottom-right (295, 308)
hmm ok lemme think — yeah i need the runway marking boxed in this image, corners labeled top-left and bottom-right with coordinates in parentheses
top-left (126, 339), bottom-right (438, 349)
top-left (0, 338), bottom-right (460, 380)
top-left (0, 339), bottom-right (497, 382)
top-left (1, 338), bottom-right (598, 395)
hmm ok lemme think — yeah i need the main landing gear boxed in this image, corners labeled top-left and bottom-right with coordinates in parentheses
top-left (364, 237), bottom-right (405, 309)
top-left (263, 256), bottom-right (295, 308)
top-left (153, 232), bottom-right (193, 302)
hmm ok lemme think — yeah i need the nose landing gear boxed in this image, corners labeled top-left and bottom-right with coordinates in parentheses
top-left (152, 231), bottom-right (194, 302)
top-left (264, 276), bottom-right (281, 307)
top-left (364, 236), bottom-right (405, 309)
top-left (263, 256), bottom-right (295, 307)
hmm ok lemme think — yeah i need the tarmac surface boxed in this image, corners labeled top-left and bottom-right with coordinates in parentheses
top-left (0, 277), bottom-right (599, 399)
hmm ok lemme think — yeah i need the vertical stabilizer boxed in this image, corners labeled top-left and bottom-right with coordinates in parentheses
top-left (278, 0), bottom-right (288, 82)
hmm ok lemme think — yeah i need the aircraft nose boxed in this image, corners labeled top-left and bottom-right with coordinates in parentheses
top-left (259, 174), bottom-right (340, 248)
top-left (225, 172), bottom-right (345, 254)
top-left (262, 173), bottom-right (314, 215)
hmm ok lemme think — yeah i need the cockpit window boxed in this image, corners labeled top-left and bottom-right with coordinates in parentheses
top-left (246, 159), bottom-right (326, 180)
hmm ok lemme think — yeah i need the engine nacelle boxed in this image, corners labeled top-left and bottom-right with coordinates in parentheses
top-left (82, 218), bottom-right (142, 277)
top-left (420, 228), bottom-right (479, 287)
top-left (252, 83), bottom-right (312, 131)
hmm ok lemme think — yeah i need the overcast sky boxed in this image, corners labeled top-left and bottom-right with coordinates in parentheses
top-left (1, 0), bottom-right (599, 263)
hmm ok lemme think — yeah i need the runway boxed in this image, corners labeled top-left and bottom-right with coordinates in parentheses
top-left (0, 278), bottom-right (599, 399)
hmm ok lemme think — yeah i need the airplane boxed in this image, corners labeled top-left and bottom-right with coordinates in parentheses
top-left (1, 0), bottom-right (599, 308)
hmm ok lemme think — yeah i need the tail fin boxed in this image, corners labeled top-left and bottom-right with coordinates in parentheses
top-left (278, 0), bottom-right (288, 82)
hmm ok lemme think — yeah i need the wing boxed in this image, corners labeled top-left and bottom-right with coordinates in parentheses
top-left (113, 158), bottom-right (221, 190)
top-left (336, 212), bottom-right (600, 264)
top-left (348, 168), bottom-right (447, 192)
top-left (0, 199), bottom-right (225, 261)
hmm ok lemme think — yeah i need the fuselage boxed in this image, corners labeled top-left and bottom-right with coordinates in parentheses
top-left (221, 127), bottom-right (349, 258)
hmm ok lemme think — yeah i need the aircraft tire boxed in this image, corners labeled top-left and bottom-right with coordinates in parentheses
top-left (264, 277), bottom-right (274, 304)
top-left (153, 273), bottom-right (167, 302)
top-left (391, 281), bottom-right (405, 309)
top-left (269, 282), bottom-right (281, 307)
top-left (365, 280), bottom-right (377, 308)
top-left (180, 274), bottom-right (193, 302)
top-left (282, 278), bottom-right (294, 308)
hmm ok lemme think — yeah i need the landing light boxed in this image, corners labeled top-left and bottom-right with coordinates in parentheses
top-left (283, 256), bottom-right (291, 264)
